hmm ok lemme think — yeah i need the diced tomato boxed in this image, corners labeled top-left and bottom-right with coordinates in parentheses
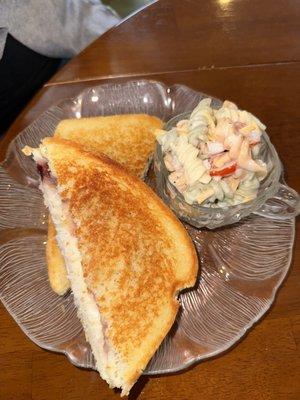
top-left (210, 162), bottom-right (237, 177)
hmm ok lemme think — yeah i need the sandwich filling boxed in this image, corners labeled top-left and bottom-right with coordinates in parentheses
top-left (33, 151), bottom-right (121, 389)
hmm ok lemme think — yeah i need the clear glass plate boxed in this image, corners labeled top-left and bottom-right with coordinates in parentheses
top-left (0, 80), bottom-right (298, 375)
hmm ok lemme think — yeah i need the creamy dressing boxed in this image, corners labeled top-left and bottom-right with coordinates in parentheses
top-left (157, 99), bottom-right (269, 207)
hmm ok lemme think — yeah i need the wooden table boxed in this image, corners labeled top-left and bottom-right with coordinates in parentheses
top-left (1, 1), bottom-right (299, 399)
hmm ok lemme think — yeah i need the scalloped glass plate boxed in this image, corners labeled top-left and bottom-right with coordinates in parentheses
top-left (0, 80), bottom-right (297, 375)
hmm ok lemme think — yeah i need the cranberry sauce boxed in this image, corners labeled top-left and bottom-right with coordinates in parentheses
top-left (37, 162), bottom-right (57, 185)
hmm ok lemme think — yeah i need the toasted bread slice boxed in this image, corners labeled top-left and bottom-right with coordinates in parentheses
top-left (55, 114), bottom-right (163, 177)
top-left (46, 217), bottom-right (69, 295)
top-left (24, 138), bottom-right (198, 395)
top-left (48, 114), bottom-right (163, 295)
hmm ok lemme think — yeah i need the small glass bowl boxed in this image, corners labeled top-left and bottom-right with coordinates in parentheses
top-left (154, 112), bottom-right (300, 229)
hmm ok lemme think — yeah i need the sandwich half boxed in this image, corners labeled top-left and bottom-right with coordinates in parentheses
top-left (47, 114), bottom-right (163, 295)
top-left (54, 114), bottom-right (163, 177)
top-left (23, 138), bottom-right (198, 395)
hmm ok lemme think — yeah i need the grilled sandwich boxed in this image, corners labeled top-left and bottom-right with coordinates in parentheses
top-left (54, 114), bottom-right (163, 177)
top-left (23, 138), bottom-right (198, 395)
top-left (48, 114), bottom-right (163, 295)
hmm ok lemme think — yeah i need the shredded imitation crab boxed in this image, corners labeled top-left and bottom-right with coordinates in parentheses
top-left (156, 99), bottom-right (269, 207)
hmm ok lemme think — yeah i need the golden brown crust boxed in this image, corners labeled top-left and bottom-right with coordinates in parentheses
top-left (40, 137), bottom-right (198, 385)
top-left (47, 114), bottom-right (163, 296)
top-left (44, 135), bottom-right (197, 281)
top-left (46, 217), bottom-right (70, 295)
top-left (55, 114), bottom-right (163, 177)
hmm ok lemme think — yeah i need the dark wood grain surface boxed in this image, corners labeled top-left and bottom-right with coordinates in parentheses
top-left (0, 0), bottom-right (299, 399)
top-left (48, 0), bottom-right (300, 84)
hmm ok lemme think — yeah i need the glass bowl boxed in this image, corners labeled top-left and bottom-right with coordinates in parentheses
top-left (154, 112), bottom-right (300, 229)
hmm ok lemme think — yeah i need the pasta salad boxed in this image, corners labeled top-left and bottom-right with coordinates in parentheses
top-left (156, 99), bottom-right (269, 207)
